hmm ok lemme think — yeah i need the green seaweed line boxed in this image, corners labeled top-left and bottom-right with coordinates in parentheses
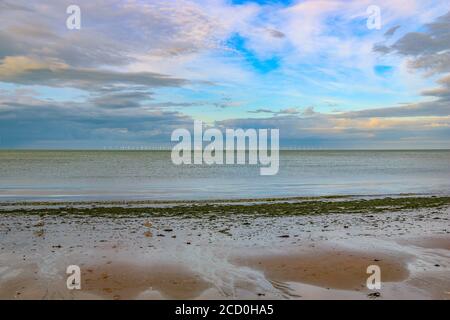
top-left (1, 196), bottom-right (449, 218)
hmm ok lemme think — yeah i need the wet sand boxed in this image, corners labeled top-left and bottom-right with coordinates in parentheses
top-left (397, 236), bottom-right (450, 251)
top-left (234, 249), bottom-right (411, 291)
top-left (0, 197), bottom-right (449, 300)
top-left (81, 263), bottom-right (211, 300)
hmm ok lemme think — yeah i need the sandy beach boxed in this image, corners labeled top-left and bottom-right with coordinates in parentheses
top-left (2, 0), bottom-right (450, 309)
top-left (0, 195), bottom-right (449, 300)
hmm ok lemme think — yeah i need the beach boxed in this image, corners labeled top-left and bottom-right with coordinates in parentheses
top-left (1, 195), bottom-right (449, 300)
top-left (2, 0), bottom-right (450, 308)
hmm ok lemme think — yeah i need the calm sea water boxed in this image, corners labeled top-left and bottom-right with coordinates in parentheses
top-left (0, 150), bottom-right (449, 201)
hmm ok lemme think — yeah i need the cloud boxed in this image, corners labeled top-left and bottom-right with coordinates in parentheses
top-left (1, 0), bottom-right (449, 149)
top-left (0, 0), bottom-right (229, 67)
top-left (212, 96), bottom-right (243, 109)
top-left (0, 56), bottom-right (187, 90)
top-left (216, 112), bottom-right (450, 149)
top-left (248, 108), bottom-right (276, 114)
top-left (0, 93), bottom-right (194, 148)
top-left (146, 102), bottom-right (203, 108)
top-left (340, 100), bottom-right (450, 118)
top-left (266, 28), bottom-right (285, 39)
top-left (302, 106), bottom-right (317, 116)
top-left (248, 107), bottom-right (319, 116)
top-left (384, 25), bottom-right (400, 37)
top-left (374, 11), bottom-right (450, 73)
top-left (248, 107), bottom-right (302, 115)
top-left (89, 91), bottom-right (154, 109)
top-left (373, 11), bottom-right (450, 114)
top-left (421, 74), bottom-right (450, 101)
top-left (409, 52), bottom-right (450, 75)
top-left (0, 2), bottom-right (32, 12)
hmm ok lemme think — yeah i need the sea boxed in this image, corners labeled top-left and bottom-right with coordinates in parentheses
top-left (0, 150), bottom-right (449, 202)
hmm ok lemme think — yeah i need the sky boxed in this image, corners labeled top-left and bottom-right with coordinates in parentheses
top-left (0, 0), bottom-right (449, 149)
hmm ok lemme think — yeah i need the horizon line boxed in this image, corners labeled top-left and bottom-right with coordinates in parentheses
top-left (1, 148), bottom-right (450, 151)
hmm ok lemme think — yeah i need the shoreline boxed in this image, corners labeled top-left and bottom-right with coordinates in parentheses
top-left (0, 192), bottom-right (446, 205)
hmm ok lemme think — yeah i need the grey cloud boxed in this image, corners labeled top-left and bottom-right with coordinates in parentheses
top-left (211, 96), bottom-right (242, 109)
top-left (0, 0), bottom-right (222, 67)
top-left (279, 108), bottom-right (301, 115)
top-left (248, 108), bottom-right (274, 114)
top-left (374, 12), bottom-right (450, 68)
top-left (0, 32), bottom-right (26, 58)
top-left (302, 106), bottom-right (316, 116)
top-left (373, 43), bottom-right (392, 54)
top-left (389, 12), bottom-right (449, 58)
top-left (248, 108), bottom-right (301, 115)
top-left (340, 100), bottom-right (450, 118)
top-left (216, 114), bottom-right (450, 149)
top-left (421, 87), bottom-right (450, 98)
top-left (392, 32), bottom-right (443, 56)
top-left (91, 96), bottom-right (203, 110)
top-left (384, 25), bottom-right (400, 37)
top-left (1, 91), bottom-right (448, 149)
top-left (0, 63), bottom-right (187, 91)
top-left (409, 52), bottom-right (450, 75)
top-left (248, 107), bottom-right (312, 116)
top-left (373, 11), bottom-right (450, 111)
top-left (0, 95), bottom-right (194, 148)
top-left (90, 91), bottom-right (154, 109)
top-left (266, 28), bottom-right (285, 39)
top-left (421, 74), bottom-right (450, 101)
top-left (146, 102), bottom-right (202, 108)
top-left (0, 2), bottom-right (32, 12)
top-left (0, 25), bottom-right (133, 68)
